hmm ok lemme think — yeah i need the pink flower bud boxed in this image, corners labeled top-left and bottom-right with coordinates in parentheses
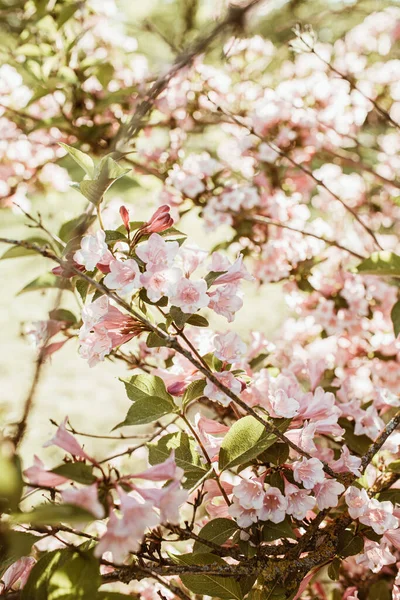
top-left (142, 205), bottom-right (173, 234)
top-left (119, 206), bottom-right (130, 232)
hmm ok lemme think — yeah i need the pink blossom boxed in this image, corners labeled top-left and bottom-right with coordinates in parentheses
top-left (355, 539), bottom-right (396, 573)
top-left (258, 486), bottom-right (288, 523)
top-left (61, 483), bottom-right (105, 518)
top-left (94, 489), bottom-right (159, 564)
top-left (267, 389), bottom-right (300, 419)
top-left (136, 233), bottom-right (179, 270)
top-left (214, 331), bottom-right (247, 364)
top-left (79, 296), bottom-right (145, 367)
top-left (170, 278), bottom-right (209, 313)
top-left (331, 445), bottom-right (362, 477)
top-left (384, 527), bottom-right (400, 550)
top-left (176, 244), bottom-right (208, 276)
top-left (354, 405), bottom-right (385, 440)
top-left (232, 478), bottom-right (265, 510)
top-left (359, 499), bottom-right (399, 534)
top-left (285, 422), bottom-right (317, 454)
top-left (284, 479), bottom-right (316, 520)
top-left (23, 455), bottom-right (69, 487)
top-left (208, 283), bottom-right (243, 322)
top-left (345, 486), bottom-right (369, 519)
top-left (26, 319), bottom-right (64, 350)
top-left (140, 267), bottom-right (182, 302)
top-left (129, 452), bottom-right (183, 482)
top-left (43, 417), bottom-right (93, 462)
top-left (313, 479), bottom-right (345, 510)
top-left (73, 230), bottom-right (109, 271)
top-left (293, 457), bottom-right (325, 490)
top-left (0, 557), bottom-right (36, 593)
top-left (104, 258), bottom-right (140, 295)
top-left (297, 387), bottom-right (344, 437)
top-left (212, 255), bottom-right (253, 285)
top-left (204, 371), bottom-right (242, 406)
top-left (135, 480), bottom-right (188, 524)
top-left (229, 497), bottom-right (258, 527)
top-left (195, 414), bottom-right (228, 461)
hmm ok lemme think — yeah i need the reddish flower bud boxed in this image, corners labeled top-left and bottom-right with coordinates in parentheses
top-left (119, 205), bottom-right (130, 232)
top-left (142, 205), bottom-right (174, 235)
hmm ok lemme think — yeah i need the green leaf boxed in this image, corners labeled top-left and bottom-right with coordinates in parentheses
top-left (186, 314), bottom-right (209, 327)
top-left (114, 396), bottom-right (176, 428)
top-left (390, 300), bottom-right (400, 338)
top-left (76, 157), bottom-right (130, 206)
top-left (104, 230), bottom-right (127, 243)
top-left (339, 418), bottom-right (371, 456)
top-left (48, 550), bottom-right (101, 599)
top-left (368, 580), bottom-right (391, 600)
top-left (49, 309), bottom-right (77, 324)
top-left (376, 489), bottom-right (400, 503)
top-left (337, 530), bottom-right (364, 557)
top-left (75, 278), bottom-right (90, 302)
top-left (57, 3), bottom-right (80, 28)
top-left (22, 549), bottom-right (72, 600)
top-left (58, 214), bottom-right (96, 243)
top-left (388, 459), bottom-right (400, 473)
top-left (218, 416), bottom-right (277, 471)
top-left (148, 432), bottom-right (209, 489)
top-left (122, 374), bottom-right (174, 404)
top-left (182, 379), bottom-right (206, 410)
top-left (59, 143), bottom-right (94, 177)
top-left (51, 463), bottom-right (96, 485)
top-left (146, 331), bottom-right (169, 348)
top-left (0, 452), bottom-right (23, 511)
top-left (13, 503), bottom-right (94, 526)
top-left (18, 274), bottom-right (72, 295)
top-left (258, 442), bottom-right (289, 465)
top-left (205, 271), bottom-right (226, 287)
top-left (171, 553), bottom-right (243, 600)
top-left (327, 557), bottom-right (341, 581)
top-left (170, 306), bottom-right (190, 328)
top-left (262, 518), bottom-right (294, 541)
top-left (193, 518), bottom-right (239, 554)
top-left (355, 251), bottom-right (400, 277)
top-left (1, 237), bottom-right (50, 259)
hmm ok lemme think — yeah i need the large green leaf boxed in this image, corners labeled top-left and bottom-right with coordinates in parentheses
top-left (355, 251), bottom-right (400, 277)
top-left (73, 156), bottom-right (130, 206)
top-left (48, 550), bottom-right (101, 599)
top-left (193, 518), bottom-right (239, 554)
top-left (59, 143), bottom-right (94, 177)
top-left (114, 396), bottom-right (176, 428)
top-left (262, 518), bottom-right (294, 541)
top-left (122, 374), bottom-right (174, 404)
top-left (22, 549), bottom-right (72, 600)
top-left (337, 530), bottom-right (364, 557)
top-left (13, 503), bottom-right (94, 526)
top-left (51, 463), bottom-right (96, 485)
top-left (219, 416), bottom-right (277, 471)
top-left (17, 273), bottom-right (72, 295)
top-left (339, 418), bottom-right (371, 456)
top-left (0, 531), bottom-right (39, 578)
top-left (148, 432), bottom-right (209, 489)
top-left (0, 451), bottom-right (23, 511)
top-left (171, 553), bottom-right (243, 600)
top-left (116, 374), bottom-right (176, 428)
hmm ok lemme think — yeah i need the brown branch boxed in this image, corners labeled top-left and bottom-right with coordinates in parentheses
top-left (361, 409), bottom-right (400, 470)
top-left (250, 215), bottom-right (365, 260)
top-left (113, 0), bottom-right (263, 153)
